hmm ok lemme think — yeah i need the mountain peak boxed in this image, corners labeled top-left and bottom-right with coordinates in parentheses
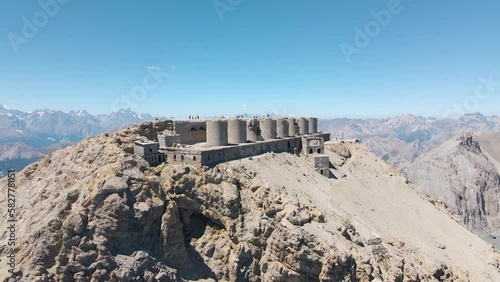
top-left (458, 132), bottom-right (482, 154)
top-left (407, 131), bottom-right (500, 241)
top-left (112, 108), bottom-right (151, 120)
top-left (459, 112), bottom-right (487, 121)
top-left (462, 112), bottom-right (484, 117)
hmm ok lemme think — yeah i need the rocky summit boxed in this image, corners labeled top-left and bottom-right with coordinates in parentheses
top-left (1, 121), bottom-right (500, 282)
top-left (407, 132), bottom-right (500, 245)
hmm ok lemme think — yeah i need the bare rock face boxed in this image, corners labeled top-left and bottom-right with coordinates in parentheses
top-left (407, 132), bottom-right (500, 236)
top-left (0, 129), bottom-right (178, 281)
top-left (1, 124), bottom-right (500, 281)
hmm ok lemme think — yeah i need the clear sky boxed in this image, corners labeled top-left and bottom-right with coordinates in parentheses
top-left (0, 0), bottom-right (499, 119)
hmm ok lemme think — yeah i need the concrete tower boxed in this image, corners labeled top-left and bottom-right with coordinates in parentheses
top-left (246, 119), bottom-right (260, 142)
top-left (308, 117), bottom-right (318, 134)
top-left (298, 117), bottom-right (309, 135)
top-left (276, 118), bottom-right (289, 138)
top-left (260, 119), bottom-right (277, 140)
top-left (206, 120), bottom-right (229, 146)
top-left (288, 118), bottom-right (298, 136)
top-left (228, 119), bottom-right (247, 144)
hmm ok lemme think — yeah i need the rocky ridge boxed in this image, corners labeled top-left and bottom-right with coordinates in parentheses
top-left (407, 132), bottom-right (500, 240)
top-left (0, 121), bottom-right (499, 281)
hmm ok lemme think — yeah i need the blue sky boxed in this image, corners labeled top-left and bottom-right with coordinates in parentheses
top-left (0, 0), bottom-right (499, 119)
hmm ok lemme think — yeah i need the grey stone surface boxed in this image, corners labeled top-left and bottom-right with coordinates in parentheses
top-left (206, 120), bottom-right (229, 146)
top-left (260, 119), bottom-right (278, 140)
top-left (228, 119), bottom-right (247, 144)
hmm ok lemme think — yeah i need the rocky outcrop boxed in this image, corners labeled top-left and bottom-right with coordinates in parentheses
top-left (407, 132), bottom-right (500, 236)
top-left (1, 124), bottom-right (500, 281)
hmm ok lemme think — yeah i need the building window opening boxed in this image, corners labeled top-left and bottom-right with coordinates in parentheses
top-left (174, 155), bottom-right (177, 160)
top-left (149, 148), bottom-right (153, 153)
top-left (309, 149), bottom-right (313, 154)
top-left (317, 148), bottom-right (322, 154)
top-left (181, 155), bottom-right (185, 161)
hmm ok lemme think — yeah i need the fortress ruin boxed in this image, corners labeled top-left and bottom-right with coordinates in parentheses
top-left (134, 117), bottom-right (331, 177)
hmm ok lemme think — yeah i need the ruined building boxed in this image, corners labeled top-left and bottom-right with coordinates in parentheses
top-left (134, 117), bottom-right (331, 177)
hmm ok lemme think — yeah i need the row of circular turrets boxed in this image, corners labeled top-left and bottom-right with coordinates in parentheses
top-left (206, 117), bottom-right (318, 146)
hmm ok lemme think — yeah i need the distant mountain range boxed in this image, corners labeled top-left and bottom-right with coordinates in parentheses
top-left (320, 113), bottom-right (500, 168)
top-left (0, 105), bottom-right (160, 177)
top-left (1, 105), bottom-right (499, 177)
top-left (0, 105), bottom-right (158, 147)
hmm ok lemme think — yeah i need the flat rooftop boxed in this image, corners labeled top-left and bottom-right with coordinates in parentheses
top-left (135, 140), bottom-right (159, 145)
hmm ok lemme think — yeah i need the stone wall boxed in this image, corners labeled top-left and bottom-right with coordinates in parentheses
top-left (164, 150), bottom-right (202, 166)
top-left (200, 137), bottom-right (302, 167)
top-left (136, 120), bottom-right (175, 141)
top-left (162, 136), bottom-right (305, 167)
top-left (309, 155), bottom-right (330, 177)
top-left (303, 136), bottom-right (326, 155)
top-left (143, 153), bottom-right (166, 166)
top-left (134, 142), bottom-right (160, 157)
top-left (174, 121), bottom-right (207, 145)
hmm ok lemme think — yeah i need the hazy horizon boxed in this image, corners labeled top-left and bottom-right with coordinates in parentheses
top-left (1, 103), bottom-right (498, 121)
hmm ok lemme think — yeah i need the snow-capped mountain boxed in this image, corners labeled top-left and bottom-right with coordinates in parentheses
top-left (0, 107), bottom-right (157, 146)
top-left (97, 108), bottom-right (154, 131)
top-left (0, 106), bottom-right (158, 177)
